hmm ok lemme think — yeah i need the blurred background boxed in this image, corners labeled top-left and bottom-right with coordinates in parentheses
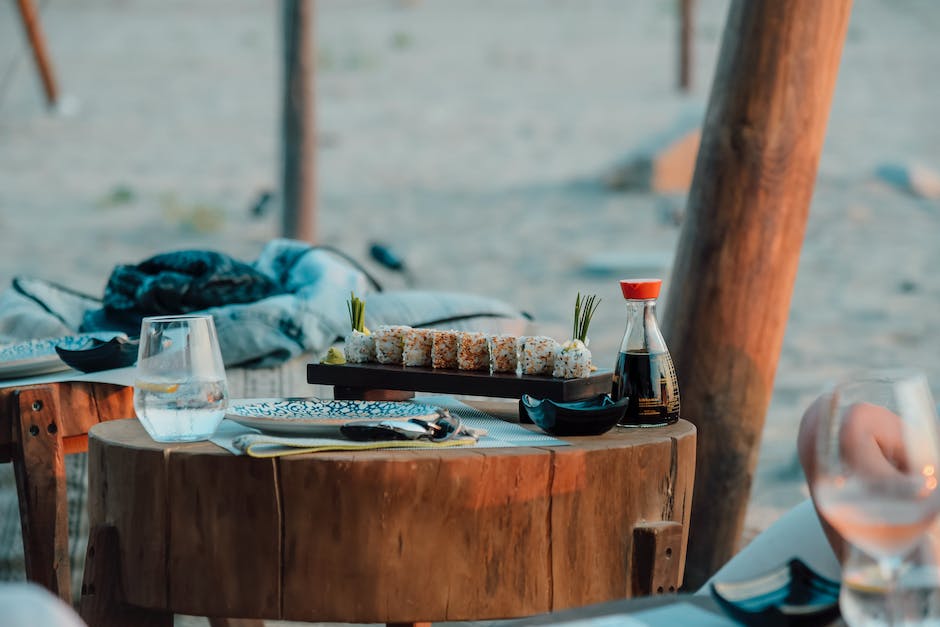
top-left (1, 0), bottom-right (939, 534)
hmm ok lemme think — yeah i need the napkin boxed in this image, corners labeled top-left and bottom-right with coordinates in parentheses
top-left (229, 432), bottom-right (479, 458)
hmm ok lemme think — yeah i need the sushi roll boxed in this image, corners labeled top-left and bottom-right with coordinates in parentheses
top-left (553, 340), bottom-right (593, 378)
top-left (488, 334), bottom-right (518, 373)
top-left (374, 325), bottom-right (410, 364)
top-left (519, 336), bottom-right (559, 375)
top-left (552, 292), bottom-right (600, 378)
top-left (344, 292), bottom-right (375, 363)
top-left (344, 330), bottom-right (375, 363)
top-left (402, 328), bottom-right (434, 367)
top-left (457, 332), bottom-right (489, 371)
top-left (431, 330), bottom-right (459, 369)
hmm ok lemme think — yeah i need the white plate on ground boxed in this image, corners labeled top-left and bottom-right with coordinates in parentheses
top-left (0, 332), bottom-right (126, 380)
top-left (225, 398), bottom-right (442, 436)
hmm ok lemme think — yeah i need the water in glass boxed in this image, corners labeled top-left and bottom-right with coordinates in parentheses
top-left (133, 315), bottom-right (228, 442)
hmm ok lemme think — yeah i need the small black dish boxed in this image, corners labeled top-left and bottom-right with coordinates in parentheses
top-left (520, 393), bottom-right (628, 436)
top-left (710, 558), bottom-right (841, 627)
top-left (55, 336), bottom-right (139, 373)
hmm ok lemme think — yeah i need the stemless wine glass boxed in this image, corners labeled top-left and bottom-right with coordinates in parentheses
top-left (812, 370), bottom-right (940, 625)
top-left (133, 314), bottom-right (228, 442)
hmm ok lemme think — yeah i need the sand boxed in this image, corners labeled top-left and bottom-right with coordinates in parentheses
top-left (1, 0), bottom-right (940, 615)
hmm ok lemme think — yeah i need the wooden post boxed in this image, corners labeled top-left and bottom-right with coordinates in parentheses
top-left (15, 0), bottom-right (59, 107)
top-left (281, 0), bottom-right (317, 243)
top-left (661, 0), bottom-right (852, 588)
top-left (11, 387), bottom-right (70, 602)
top-left (677, 0), bottom-right (693, 92)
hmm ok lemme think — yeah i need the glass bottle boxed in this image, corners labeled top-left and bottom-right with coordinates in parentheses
top-left (612, 279), bottom-right (680, 427)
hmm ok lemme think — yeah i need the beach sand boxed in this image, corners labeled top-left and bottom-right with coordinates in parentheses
top-left (1, 0), bottom-right (940, 616)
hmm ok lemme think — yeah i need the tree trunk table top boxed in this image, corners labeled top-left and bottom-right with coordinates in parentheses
top-left (84, 406), bottom-right (696, 624)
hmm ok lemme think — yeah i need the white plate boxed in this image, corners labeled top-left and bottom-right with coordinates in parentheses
top-left (0, 332), bottom-right (126, 380)
top-left (225, 398), bottom-right (442, 436)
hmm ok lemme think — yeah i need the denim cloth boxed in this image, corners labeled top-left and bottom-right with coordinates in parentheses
top-left (0, 240), bottom-right (526, 368)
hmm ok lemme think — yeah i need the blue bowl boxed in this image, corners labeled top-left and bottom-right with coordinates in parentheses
top-left (520, 393), bottom-right (628, 436)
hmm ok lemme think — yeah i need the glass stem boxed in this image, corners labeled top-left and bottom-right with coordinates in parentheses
top-left (880, 556), bottom-right (903, 626)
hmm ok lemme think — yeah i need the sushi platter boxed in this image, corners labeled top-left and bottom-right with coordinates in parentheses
top-left (307, 362), bottom-right (613, 402)
top-left (320, 293), bottom-right (609, 402)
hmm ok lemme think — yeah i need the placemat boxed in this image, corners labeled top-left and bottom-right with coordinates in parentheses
top-left (211, 395), bottom-right (569, 457)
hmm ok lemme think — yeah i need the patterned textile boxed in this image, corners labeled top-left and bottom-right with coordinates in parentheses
top-left (94, 250), bottom-right (284, 334)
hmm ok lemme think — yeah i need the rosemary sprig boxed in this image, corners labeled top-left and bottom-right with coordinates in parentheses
top-left (347, 291), bottom-right (366, 333)
top-left (573, 292), bottom-right (601, 344)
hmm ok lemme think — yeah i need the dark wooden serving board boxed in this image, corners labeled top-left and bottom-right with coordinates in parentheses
top-left (307, 362), bottom-right (613, 402)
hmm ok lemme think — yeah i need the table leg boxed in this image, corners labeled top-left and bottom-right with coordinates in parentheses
top-left (80, 525), bottom-right (172, 627)
top-left (631, 521), bottom-right (684, 595)
top-left (11, 386), bottom-right (71, 603)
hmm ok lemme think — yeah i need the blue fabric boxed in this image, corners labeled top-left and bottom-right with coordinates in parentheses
top-left (0, 277), bottom-right (97, 343)
top-left (0, 240), bottom-right (527, 369)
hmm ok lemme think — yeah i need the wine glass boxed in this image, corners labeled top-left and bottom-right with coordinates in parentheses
top-left (812, 370), bottom-right (940, 624)
top-left (133, 314), bottom-right (229, 442)
top-left (841, 532), bottom-right (940, 626)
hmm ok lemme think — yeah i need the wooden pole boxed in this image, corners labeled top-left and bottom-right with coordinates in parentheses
top-left (281, 0), bottom-right (317, 243)
top-left (661, 0), bottom-right (852, 588)
top-left (677, 0), bottom-right (693, 92)
top-left (15, 0), bottom-right (59, 107)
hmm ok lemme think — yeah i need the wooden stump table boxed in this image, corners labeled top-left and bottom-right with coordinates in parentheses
top-left (79, 408), bottom-right (696, 626)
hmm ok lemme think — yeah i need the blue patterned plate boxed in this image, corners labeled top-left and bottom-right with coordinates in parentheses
top-left (225, 398), bottom-right (443, 436)
top-left (0, 332), bottom-right (127, 380)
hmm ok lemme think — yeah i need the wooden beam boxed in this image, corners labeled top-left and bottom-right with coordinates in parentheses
top-left (281, 0), bottom-right (317, 243)
top-left (15, 0), bottom-right (59, 107)
top-left (678, 0), bottom-right (694, 92)
top-left (661, 0), bottom-right (852, 588)
top-left (12, 387), bottom-right (70, 602)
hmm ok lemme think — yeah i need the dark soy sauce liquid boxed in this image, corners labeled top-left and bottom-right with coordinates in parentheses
top-left (612, 350), bottom-right (680, 426)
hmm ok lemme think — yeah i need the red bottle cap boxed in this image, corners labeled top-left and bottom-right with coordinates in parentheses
top-left (619, 279), bottom-right (662, 300)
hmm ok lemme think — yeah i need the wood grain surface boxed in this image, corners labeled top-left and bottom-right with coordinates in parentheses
top-left (661, 0), bottom-right (852, 587)
top-left (86, 421), bottom-right (169, 610)
top-left (11, 386), bottom-right (70, 601)
top-left (86, 411), bottom-right (695, 623)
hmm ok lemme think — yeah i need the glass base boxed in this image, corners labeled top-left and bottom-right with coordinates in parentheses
top-left (143, 430), bottom-right (214, 443)
top-left (136, 412), bottom-right (224, 443)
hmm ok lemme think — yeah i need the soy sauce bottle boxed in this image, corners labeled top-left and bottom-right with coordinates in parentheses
top-left (612, 279), bottom-right (680, 427)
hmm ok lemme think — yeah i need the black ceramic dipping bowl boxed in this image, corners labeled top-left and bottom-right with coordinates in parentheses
top-left (55, 336), bottom-right (139, 373)
top-left (520, 393), bottom-right (628, 436)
